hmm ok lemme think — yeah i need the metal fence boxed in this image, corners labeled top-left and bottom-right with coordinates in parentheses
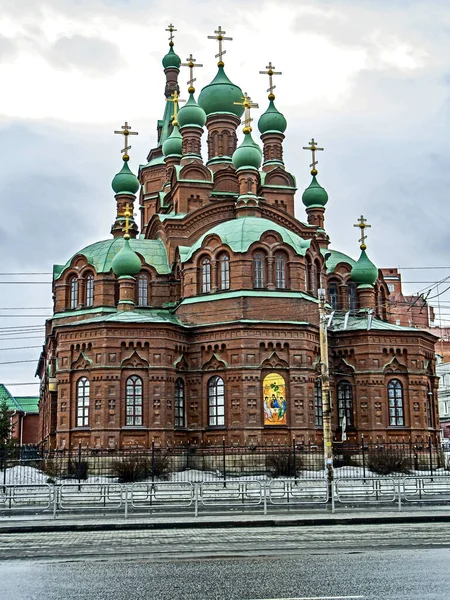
top-left (1, 440), bottom-right (449, 486)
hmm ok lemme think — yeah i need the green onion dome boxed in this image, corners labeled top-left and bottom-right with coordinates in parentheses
top-left (301, 175), bottom-right (328, 208)
top-left (112, 236), bottom-right (142, 277)
top-left (258, 99), bottom-right (287, 134)
top-left (232, 131), bottom-right (262, 171)
top-left (177, 92), bottom-right (207, 129)
top-left (198, 65), bottom-right (244, 118)
top-left (111, 160), bottom-right (140, 195)
top-left (162, 44), bottom-right (181, 70)
top-left (162, 122), bottom-right (182, 157)
top-left (351, 249), bottom-right (378, 286)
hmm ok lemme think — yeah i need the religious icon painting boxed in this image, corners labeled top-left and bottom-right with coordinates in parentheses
top-left (263, 373), bottom-right (287, 426)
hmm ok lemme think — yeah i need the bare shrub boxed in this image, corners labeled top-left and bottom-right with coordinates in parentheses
top-left (112, 452), bottom-right (171, 483)
top-left (266, 450), bottom-right (302, 478)
top-left (367, 449), bottom-right (411, 475)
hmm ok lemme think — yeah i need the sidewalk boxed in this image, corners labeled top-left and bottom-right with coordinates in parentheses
top-left (1, 505), bottom-right (449, 534)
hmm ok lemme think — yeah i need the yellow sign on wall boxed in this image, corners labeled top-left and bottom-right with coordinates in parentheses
top-left (263, 373), bottom-right (287, 426)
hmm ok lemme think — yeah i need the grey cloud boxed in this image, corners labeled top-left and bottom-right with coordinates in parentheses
top-left (0, 35), bottom-right (17, 62)
top-left (50, 35), bottom-right (123, 76)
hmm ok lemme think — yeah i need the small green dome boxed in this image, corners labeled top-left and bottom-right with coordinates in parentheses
top-left (162, 122), bottom-right (182, 157)
top-left (111, 160), bottom-right (140, 195)
top-left (301, 175), bottom-right (328, 207)
top-left (178, 92), bottom-right (207, 129)
top-left (351, 249), bottom-right (378, 286)
top-left (258, 99), bottom-right (287, 134)
top-left (198, 65), bottom-right (244, 117)
top-left (112, 237), bottom-right (142, 277)
top-left (232, 131), bottom-right (263, 170)
top-left (162, 45), bottom-right (181, 70)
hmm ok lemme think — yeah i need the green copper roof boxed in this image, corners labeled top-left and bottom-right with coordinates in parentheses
top-left (162, 45), bottom-right (181, 69)
top-left (302, 175), bottom-right (328, 208)
top-left (162, 122), bottom-right (182, 157)
top-left (54, 238), bottom-right (170, 279)
top-left (322, 248), bottom-right (356, 273)
top-left (232, 131), bottom-right (262, 170)
top-left (57, 309), bottom-right (182, 327)
top-left (178, 289), bottom-right (319, 306)
top-left (198, 65), bottom-right (244, 117)
top-left (258, 99), bottom-right (287, 135)
top-left (178, 92), bottom-right (207, 129)
top-left (14, 396), bottom-right (39, 413)
top-left (111, 160), bottom-right (140, 195)
top-left (159, 97), bottom-right (176, 146)
top-left (181, 217), bottom-right (310, 262)
top-left (0, 384), bottom-right (21, 411)
top-left (112, 237), bottom-right (142, 277)
top-left (351, 249), bottom-right (378, 286)
top-left (330, 314), bottom-right (426, 333)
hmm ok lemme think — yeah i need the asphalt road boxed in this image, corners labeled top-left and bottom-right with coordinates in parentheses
top-left (1, 523), bottom-right (449, 599)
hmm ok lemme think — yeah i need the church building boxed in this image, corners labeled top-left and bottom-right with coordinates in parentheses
top-left (37, 26), bottom-right (439, 451)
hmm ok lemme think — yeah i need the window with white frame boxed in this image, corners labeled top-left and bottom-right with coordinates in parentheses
top-left (175, 378), bottom-right (185, 427)
top-left (388, 379), bottom-right (404, 426)
top-left (208, 376), bottom-right (225, 426)
top-left (76, 377), bottom-right (90, 427)
top-left (126, 375), bottom-right (143, 426)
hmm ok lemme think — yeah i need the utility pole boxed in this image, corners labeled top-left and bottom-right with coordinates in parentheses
top-left (318, 288), bottom-right (333, 493)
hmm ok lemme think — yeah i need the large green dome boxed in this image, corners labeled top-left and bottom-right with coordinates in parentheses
top-left (177, 92), bottom-right (207, 129)
top-left (112, 237), bottom-right (142, 277)
top-left (111, 160), bottom-right (140, 195)
top-left (351, 249), bottom-right (378, 286)
top-left (302, 175), bottom-right (328, 208)
top-left (232, 131), bottom-right (262, 170)
top-left (162, 45), bottom-right (181, 70)
top-left (162, 123), bottom-right (182, 157)
top-left (198, 65), bottom-right (244, 117)
top-left (258, 99), bottom-right (287, 134)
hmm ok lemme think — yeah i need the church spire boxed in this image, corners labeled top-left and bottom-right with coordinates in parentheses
top-left (111, 122), bottom-right (139, 238)
top-left (158, 24), bottom-right (181, 147)
top-left (301, 138), bottom-right (328, 231)
top-left (258, 62), bottom-right (287, 171)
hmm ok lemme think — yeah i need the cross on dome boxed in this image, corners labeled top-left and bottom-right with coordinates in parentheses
top-left (166, 23), bottom-right (177, 45)
top-left (181, 53), bottom-right (203, 93)
top-left (234, 93), bottom-right (259, 133)
top-left (207, 25), bottom-right (232, 66)
top-left (259, 62), bottom-right (282, 100)
top-left (122, 203), bottom-right (133, 239)
top-left (354, 215), bottom-right (371, 250)
top-left (166, 90), bottom-right (185, 124)
top-left (113, 122), bottom-right (138, 161)
top-left (302, 138), bottom-right (324, 176)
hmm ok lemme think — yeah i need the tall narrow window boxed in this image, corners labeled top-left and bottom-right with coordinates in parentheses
top-left (85, 274), bottom-right (94, 307)
top-left (253, 253), bottom-right (265, 289)
top-left (315, 260), bottom-right (321, 293)
top-left (175, 378), bottom-right (185, 427)
top-left (388, 379), bottom-right (404, 426)
top-left (329, 283), bottom-right (338, 310)
top-left (208, 376), bottom-right (225, 426)
top-left (201, 258), bottom-right (211, 293)
top-left (70, 277), bottom-right (78, 309)
top-left (138, 274), bottom-right (148, 306)
top-left (275, 253), bottom-right (286, 289)
top-left (76, 377), bottom-right (90, 427)
top-left (311, 262), bottom-right (317, 295)
top-left (337, 381), bottom-right (354, 428)
top-left (314, 379), bottom-right (323, 427)
top-left (347, 283), bottom-right (357, 311)
top-left (126, 375), bottom-right (143, 426)
top-left (219, 254), bottom-right (230, 290)
top-left (427, 384), bottom-right (433, 428)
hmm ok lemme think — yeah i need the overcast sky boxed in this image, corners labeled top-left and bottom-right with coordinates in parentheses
top-left (2, 0), bottom-right (450, 396)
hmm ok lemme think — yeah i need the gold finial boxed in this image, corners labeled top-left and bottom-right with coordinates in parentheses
top-left (181, 53), bottom-right (203, 94)
top-left (259, 62), bottom-right (282, 100)
top-left (354, 215), bottom-right (371, 250)
top-left (122, 203), bottom-right (133, 240)
top-left (207, 25), bottom-right (232, 66)
top-left (234, 93), bottom-right (259, 133)
top-left (166, 90), bottom-right (185, 126)
top-left (166, 23), bottom-right (177, 46)
top-left (114, 121), bottom-right (138, 161)
top-left (302, 138), bottom-right (324, 176)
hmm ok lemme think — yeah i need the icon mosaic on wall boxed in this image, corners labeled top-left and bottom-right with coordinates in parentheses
top-left (263, 373), bottom-right (287, 425)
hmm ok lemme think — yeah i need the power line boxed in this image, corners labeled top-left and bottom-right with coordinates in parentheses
top-left (0, 345), bottom-right (41, 352)
top-left (0, 359), bottom-right (38, 365)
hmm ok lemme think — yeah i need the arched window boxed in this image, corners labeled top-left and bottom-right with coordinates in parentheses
top-left (427, 384), bottom-right (433, 428)
top-left (388, 379), bottom-right (404, 426)
top-left (311, 262), bottom-right (317, 295)
top-left (253, 253), bottom-right (265, 289)
top-left (85, 274), bottom-right (94, 307)
top-left (137, 274), bottom-right (149, 306)
top-left (126, 375), bottom-right (143, 426)
top-left (275, 253), bottom-right (286, 289)
top-left (314, 260), bottom-right (321, 293)
top-left (208, 376), bottom-right (225, 426)
top-left (175, 378), bottom-right (185, 427)
top-left (337, 381), bottom-right (354, 428)
top-left (328, 282), bottom-right (339, 310)
top-left (201, 257), bottom-right (211, 293)
top-left (70, 277), bottom-right (78, 309)
top-left (219, 254), bottom-right (230, 290)
top-left (347, 282), bottom-right (357, 311)
top-left (314, 379), bottom-right (323, 427)
top-left (76, 377), bottom-right (90, 427)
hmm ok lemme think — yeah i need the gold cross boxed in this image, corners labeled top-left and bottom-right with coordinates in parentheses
top-left (234, 93), bottom-right (259, 133)
top-left (207, 25), bottom-right (232, 66)
top-left (166, 23), bottom-right (177, 45)
top-left (302, 138), bottom-right (324, 175)
top-left (181, 53), bottom-right (203, 93)
top-left (166, 90), bottom-right (185, 124)
top-left (354, 215), bottom-right (371, 250)
top-left (113, 122), bottom-right (138, 161)
top-left (122, 203), bottom-right (133, 239)
top-left (259, 62), bottom-right (282, 100)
